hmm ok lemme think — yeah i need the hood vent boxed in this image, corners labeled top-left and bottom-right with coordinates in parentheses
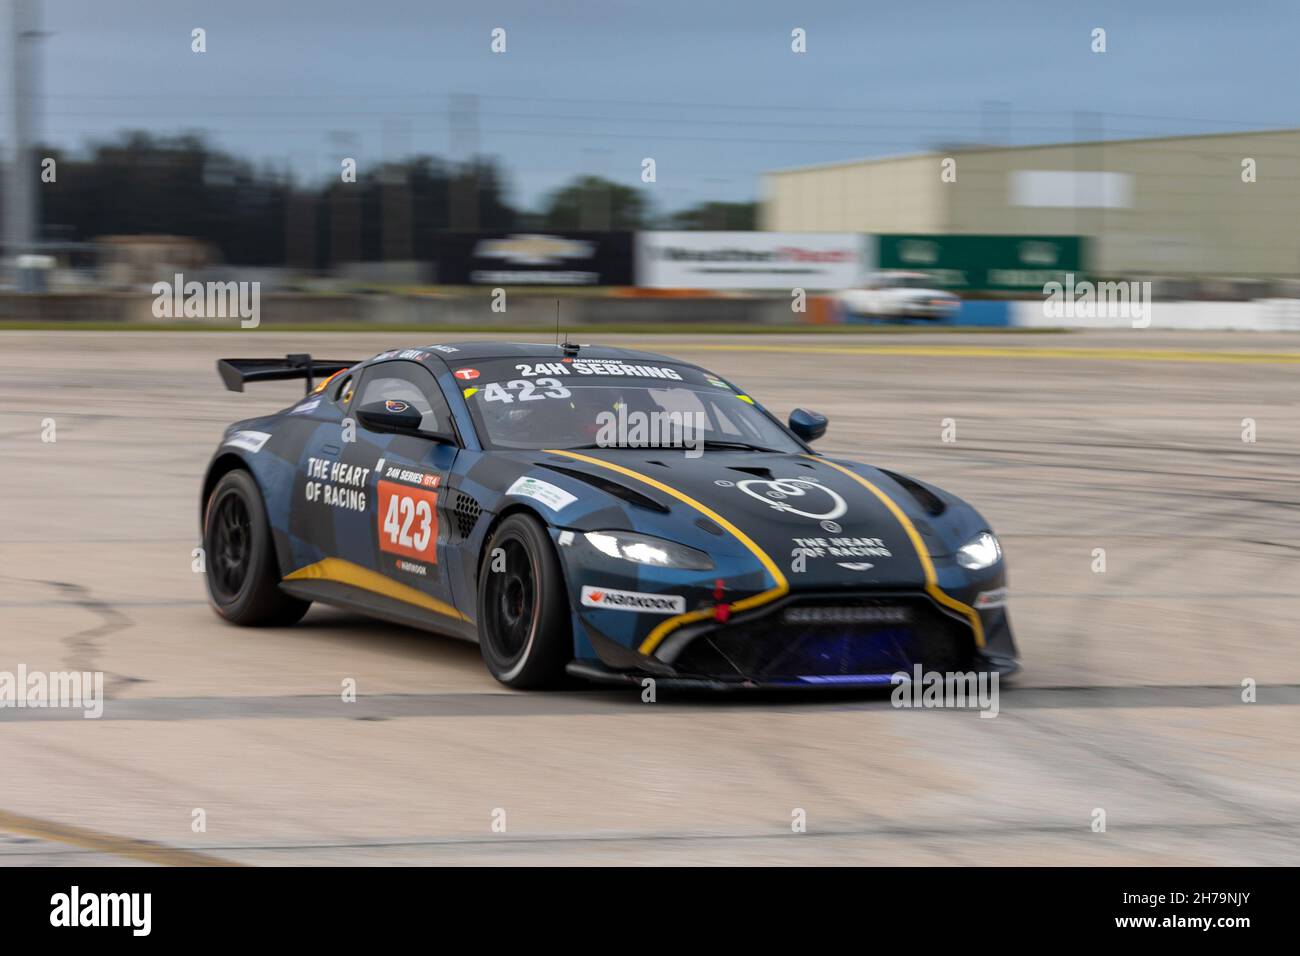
top-left (540, 464), bottom-right (670, 513)
top-left (728, 465), bottom-right (775, 480)
top-left (879, 470), bottom-right (946, 516)
top-left (695, 517), bottom-right (724, 536)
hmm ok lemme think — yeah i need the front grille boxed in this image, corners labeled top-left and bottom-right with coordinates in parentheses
top-left (451, 490), bottom-right (482, 540)
top-left (672, 595), bottom-right (973, 682)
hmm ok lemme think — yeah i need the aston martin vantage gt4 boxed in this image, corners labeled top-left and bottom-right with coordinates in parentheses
top-left (201, 343), bottom-right (1018, 688)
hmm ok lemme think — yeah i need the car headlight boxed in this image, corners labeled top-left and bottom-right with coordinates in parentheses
top-left (583, 531), bottom-right (714, 570)
top-left (956, 531), bottom-right (1002, 570)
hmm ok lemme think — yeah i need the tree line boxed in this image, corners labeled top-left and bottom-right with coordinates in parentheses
top-left (29, 132), bottom-right (756, 267)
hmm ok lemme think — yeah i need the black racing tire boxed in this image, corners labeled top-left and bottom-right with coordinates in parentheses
top-left (203, 469), bottom-right (310, 627)
top-left (477, 513), bottom-right (571, 688)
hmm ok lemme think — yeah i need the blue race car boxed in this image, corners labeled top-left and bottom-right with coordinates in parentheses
top-left (201, 343), bottom-right (1018, 688)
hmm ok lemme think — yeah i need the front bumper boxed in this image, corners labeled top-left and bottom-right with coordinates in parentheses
top-left (575, 589), bottom-right (1019, 689)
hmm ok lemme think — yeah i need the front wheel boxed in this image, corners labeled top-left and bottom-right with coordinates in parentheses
top-left (477, 513), bottom-right (571, 688)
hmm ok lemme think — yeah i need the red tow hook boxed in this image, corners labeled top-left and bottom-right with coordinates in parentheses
top-left (713, 578), bottom-right (731, 622)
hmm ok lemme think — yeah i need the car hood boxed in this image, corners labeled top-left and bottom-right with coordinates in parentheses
top-left (527, 447), bottom-right (948, 590)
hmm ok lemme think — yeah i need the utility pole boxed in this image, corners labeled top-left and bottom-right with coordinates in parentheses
top-left (449, 92), bottom-right (480, 230)
top-left (5, 0), bottom-right (42, 286)
top-left (327, 130), bottom-right (360, 268)
top-left (380, 115), bottom-right (412, 263)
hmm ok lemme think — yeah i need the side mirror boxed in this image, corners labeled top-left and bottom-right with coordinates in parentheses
top-left (355, 399), bottom-right (424, 436)
top-left (789, 408), bottom-right (828, 443)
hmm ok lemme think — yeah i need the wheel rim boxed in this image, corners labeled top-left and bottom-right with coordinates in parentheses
top-left (208, 490), bottom-right (253, 601)
top-left (484, 537), bottom-right (539, 665)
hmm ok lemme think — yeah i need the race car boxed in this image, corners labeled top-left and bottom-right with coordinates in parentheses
top-left (836, 271), bottom-right (961, 322)
top-left (201, 343), bottom-right (1018, 689)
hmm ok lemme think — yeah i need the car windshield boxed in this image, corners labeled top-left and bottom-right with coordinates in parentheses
top-left (453, 357), bottom-right (802, 452)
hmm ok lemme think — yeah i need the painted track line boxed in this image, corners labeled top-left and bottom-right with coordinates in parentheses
top-left (0, 809), bottom-right (240, 866)
top-left (2, 685), bottom-right (1297, 723)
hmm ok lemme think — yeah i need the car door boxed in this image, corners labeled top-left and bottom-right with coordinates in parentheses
top-left (287, 367), bottom-right (364, 573)
top-left (332, 359), bottom-right (467, 632)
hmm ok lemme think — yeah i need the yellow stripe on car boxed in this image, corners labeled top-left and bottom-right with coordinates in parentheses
top-left (544, 449), bottom-right (789, 655)
top-left (811, 457), bottom-right (985, 648)
top-left (284, 557), bottom-right (471, 623)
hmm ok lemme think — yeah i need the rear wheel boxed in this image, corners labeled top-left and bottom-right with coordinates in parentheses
top-left (203, 469), bottom-right (309, 626)
top-left (477, 513), bottom-right (570, 688)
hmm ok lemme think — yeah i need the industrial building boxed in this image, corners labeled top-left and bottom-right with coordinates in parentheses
top-left (762, 128), bottom-right (1300, 278)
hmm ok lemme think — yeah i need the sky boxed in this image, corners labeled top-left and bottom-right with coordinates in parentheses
top-left (7, 0), bottom-right (1300, 213)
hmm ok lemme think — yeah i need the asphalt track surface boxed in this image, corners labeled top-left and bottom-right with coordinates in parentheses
top-left (2, 329), bottom-right (1298, 865)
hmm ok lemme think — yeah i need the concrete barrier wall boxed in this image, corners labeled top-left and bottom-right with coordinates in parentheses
top-left (5, 292), bottom-right (1300, 331)
top-left (1010, 298), bottom-right (1300, 331)
top-left (0, 294), bottom-right (802, 327)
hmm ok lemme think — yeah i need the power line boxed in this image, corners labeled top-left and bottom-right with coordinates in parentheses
top-left (31, 91), bottom-right (1300, 131)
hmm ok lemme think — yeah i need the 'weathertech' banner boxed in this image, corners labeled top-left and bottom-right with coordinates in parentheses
top-left (636, 232), bottom-right (871, 290)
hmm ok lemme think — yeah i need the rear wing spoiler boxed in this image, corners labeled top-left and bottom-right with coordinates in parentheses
top-left (217, 354), bottom-right (357, 395)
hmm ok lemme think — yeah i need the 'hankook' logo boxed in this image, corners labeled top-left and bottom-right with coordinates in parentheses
top-left (580, 585), bottom-right (685, 615)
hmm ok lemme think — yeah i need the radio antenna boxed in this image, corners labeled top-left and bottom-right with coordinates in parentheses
top-left (557, 298), bottom-right (580, 357)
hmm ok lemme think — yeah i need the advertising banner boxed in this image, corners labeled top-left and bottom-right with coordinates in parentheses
top-left (636, 232), bottom-right (871, 290)
top-left (877, 235), bottom-right (1085, 292)
top-left (434, 232), bottom-right (634, 286)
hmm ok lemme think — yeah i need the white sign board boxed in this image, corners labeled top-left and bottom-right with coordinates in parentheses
top-left (1010, 171), bottom-right (1134, 209)
top-left (636, 232), bottom-right (871, 290)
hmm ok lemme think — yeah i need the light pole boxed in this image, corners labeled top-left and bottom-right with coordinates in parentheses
top-left (4, 0), bottom-right (43, 287)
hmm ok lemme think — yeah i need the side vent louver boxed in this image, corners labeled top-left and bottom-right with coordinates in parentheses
top-left (451, 490), bottom-right (483, 539)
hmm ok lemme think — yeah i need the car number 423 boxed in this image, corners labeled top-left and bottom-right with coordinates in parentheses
top-left (377, 480), bottom-right (439, 562)
top-left (482, 378), bottom-right (571, 403)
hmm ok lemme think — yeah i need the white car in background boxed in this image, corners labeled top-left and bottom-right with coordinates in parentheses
top-left (836, 271), bottom-right (961, 322)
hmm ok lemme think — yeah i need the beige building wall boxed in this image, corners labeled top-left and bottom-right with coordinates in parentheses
top-left (763, 130), bottom-right (1300, 277)
top-left (761, 155), bottom-right (946, 233)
